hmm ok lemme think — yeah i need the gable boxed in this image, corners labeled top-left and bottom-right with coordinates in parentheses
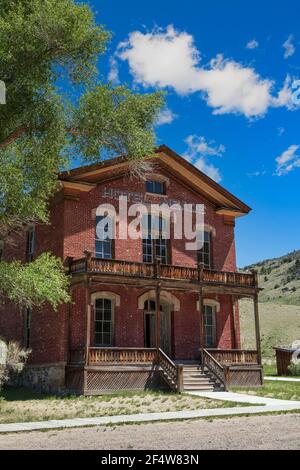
top-left (59, 145), bottom-right (251, 218)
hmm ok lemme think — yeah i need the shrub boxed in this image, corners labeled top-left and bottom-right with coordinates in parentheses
top-left (288, 362), bottom-right (300, 376)
top-left (0, 341), bottom-right (30, 390)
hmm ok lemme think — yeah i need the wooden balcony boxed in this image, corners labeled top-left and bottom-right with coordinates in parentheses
top-left (69, 256), bottom-right (257, 292)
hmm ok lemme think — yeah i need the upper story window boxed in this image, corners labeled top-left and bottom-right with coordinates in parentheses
top-left (26, 228), bottom-right (35, 262)
top-left (146, 180), bottom-right (166, 195)
top-left (142, 215), bottom-right (168, 265)
top-left (197, 230), bottom-right (212, 269)
top-left (95, 215), bottom-right (113, 259)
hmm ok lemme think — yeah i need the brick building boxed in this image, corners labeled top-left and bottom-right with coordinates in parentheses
top-left (0, 145), bottom-right (262, 393)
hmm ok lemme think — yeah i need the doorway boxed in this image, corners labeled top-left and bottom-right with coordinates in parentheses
top-left (144, 299), bottom-right (171, 356)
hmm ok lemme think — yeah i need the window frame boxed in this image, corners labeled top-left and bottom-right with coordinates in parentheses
top-left (197, 230), bottom-right (213, 269)
top-left (142, 215), bottom-right (169, 265)
top-left (145, 179), bottom-right (166, 195)
top-left (95, 215), bottom-right (114, 259)
top-left (26, 228), bottom-right (35, 262)
top-left (94, 298), bottom-right (114, 347)
top-left (203, 304), bottom-right (216, 348)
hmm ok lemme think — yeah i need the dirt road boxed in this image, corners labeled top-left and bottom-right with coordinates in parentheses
top-left (0, 414), bottom-right (299, 450)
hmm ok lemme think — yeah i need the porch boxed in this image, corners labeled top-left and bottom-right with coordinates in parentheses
top-left (66, 254), bottom-right (263, 394)
top-left (66, 347), bottom-right (263, 395)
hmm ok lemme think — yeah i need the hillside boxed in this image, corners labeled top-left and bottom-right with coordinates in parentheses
top-left (239, 299), bottom-right (300, 358)
top-left (243, 249), bottom-right (300, 306)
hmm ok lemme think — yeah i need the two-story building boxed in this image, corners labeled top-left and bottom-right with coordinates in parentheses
top-left (0, 145), bottom-right (263, 394)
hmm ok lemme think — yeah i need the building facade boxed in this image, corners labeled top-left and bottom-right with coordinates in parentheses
top-left (0, 146), bottom-right (262, 393)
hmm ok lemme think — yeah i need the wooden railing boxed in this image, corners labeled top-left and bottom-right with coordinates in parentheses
top-left (202, 348), bottom-right (228, 390)
top-left (158, 348), bottom-right (182, 392)
top-left (69, 257), bottom-right (256, 289)
top-left (88, 347), bottom-right (157, 365)
top-left (86, 347), bottom-right (183, 391)
top-left (207, 349), bottom-right (259, 365)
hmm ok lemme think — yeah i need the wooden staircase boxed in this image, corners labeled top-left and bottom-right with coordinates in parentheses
top-left (181, 363), bottom-right (224, 391)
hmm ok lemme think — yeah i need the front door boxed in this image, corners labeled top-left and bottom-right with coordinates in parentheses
top-left (144, 300), bottom-right (171, 356)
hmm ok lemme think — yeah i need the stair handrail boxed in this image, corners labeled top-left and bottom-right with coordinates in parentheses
top-left (202, 348), bottom-right (228, 390)
top-left (157, 348), bottom-right (182, 391)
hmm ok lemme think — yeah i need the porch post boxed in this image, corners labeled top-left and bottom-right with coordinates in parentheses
top-left (197, 262), bottom-right (204, 357)
top-left (253, 292), bottom-right (262, 365)
top-left (85, 277), bottom-right (92, 366)
top-left (230, 295), bottom-right (238, 349)
top-left (156, 282), bottom-right (161, 350)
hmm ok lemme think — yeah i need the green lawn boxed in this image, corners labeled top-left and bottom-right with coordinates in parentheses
top-left (232, 380), bottom-right (300, 401)
top-left (0, 387), bottom-right (251, 424)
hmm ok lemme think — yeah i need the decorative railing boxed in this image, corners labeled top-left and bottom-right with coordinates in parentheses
top-left (158, 348), bottom-right (182, 391)
top-left (88, 347), bottom-right (157, 365)
top-left (202, 348), bottom-right (227, 390)
top-left (69, 256), bottom-right (257, 289)
top-left (207, 349), bottom-right (259, 365)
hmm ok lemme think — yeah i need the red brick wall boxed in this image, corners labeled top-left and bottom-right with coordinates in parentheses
top-left (0, 162), bottom-right (240, 364)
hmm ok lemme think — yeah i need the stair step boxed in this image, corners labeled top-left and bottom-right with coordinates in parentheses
top-left (184, 385), bottom-right (214, 391)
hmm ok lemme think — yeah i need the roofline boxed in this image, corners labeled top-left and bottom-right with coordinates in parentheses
top-left (59, 145), bottom-right (251, 214)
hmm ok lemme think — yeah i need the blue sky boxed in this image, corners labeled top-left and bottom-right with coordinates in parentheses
top-left (85, 0), bottom-right (300, 266)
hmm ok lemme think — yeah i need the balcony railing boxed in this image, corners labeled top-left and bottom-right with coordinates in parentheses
top-left (69, 256), bottom-right (257, 289)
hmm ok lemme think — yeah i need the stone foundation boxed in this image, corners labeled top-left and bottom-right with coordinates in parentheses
top-left (13, 363), bottom-right (66, 393)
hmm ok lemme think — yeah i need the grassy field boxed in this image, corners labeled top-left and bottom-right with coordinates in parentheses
top-left (232, 380), bottom-right (300, 401)
top-left (239, 298), bottom-right (300, 359)
top-left (0, 387), bottom-right (252, 424)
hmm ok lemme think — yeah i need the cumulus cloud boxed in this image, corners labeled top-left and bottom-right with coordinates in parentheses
top-left (155, 107), bottom-right (177, 126)
top-left (283, 35), bottom-right (295, 59)
top-left (116, 25), bottom-right (298, 118)
top-left (246, 39), bottom-right (259, 50)
top-left (275, 144), bottom-right (300, 175)
top-left (183, 135), bottom-right (224, 182)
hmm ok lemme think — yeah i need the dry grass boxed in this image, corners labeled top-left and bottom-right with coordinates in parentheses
top-left (239, 299), bottom-right (300, 358)
top-left (0, 387), bottom-right (249, 424)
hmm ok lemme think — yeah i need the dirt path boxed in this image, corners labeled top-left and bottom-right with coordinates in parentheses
top-left (0, 413), bottom-right (299, 450)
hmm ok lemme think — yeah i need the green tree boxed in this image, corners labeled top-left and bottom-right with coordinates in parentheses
top-left (0, 0), bottom-right (164, 309)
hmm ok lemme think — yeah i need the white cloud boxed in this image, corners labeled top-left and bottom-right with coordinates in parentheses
top-left (183, 135), bottom-right (224, 182)
top-left (247, 170), bottom-right (266, 177)
top-left (246, 39), bottom-right (259, 50)
top-left (156, 107), bottom-right (177, 126)
top-left (283, 35), bottom-right (295, 59)
top-left (275, 144), bottom-right (300, 175)
top-left (108, 57), bottom-right (120, 84)
top-left (116, 25), bottom-right (299, 118)
top-left (277, 127), bottom-right (285, 136)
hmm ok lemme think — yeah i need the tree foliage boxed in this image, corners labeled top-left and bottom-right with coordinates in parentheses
top-left (0, 0), bottom-right (164, 309)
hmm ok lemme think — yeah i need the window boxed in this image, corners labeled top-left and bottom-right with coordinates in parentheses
top-left (197, 231), bottom-right (212, 269)
top-left (94, 298), bottom-right (113, 346)
top-left (24, 307), bottom-right (32, 348)
top-left (142, 215), bottom-right (168, 264)
top-left (26, 228), bottom-right (35, 262)
top-left (146, 180), bottom-right (166, 195)
top-left (95, 215), bottom-right (113, 259)
top-left (204, 305), bottom-right (216, 348)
